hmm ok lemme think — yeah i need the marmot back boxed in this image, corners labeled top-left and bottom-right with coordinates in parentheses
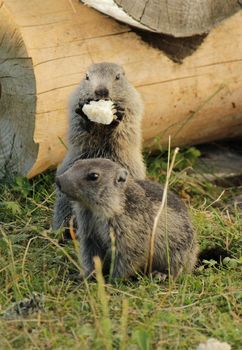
top-left (56, 158), bottom-right (198, 279)
top-left (53, 62), bottom-right (146, 230)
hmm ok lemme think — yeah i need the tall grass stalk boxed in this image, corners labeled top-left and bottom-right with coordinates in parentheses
top-left (108, 227), bottom-right (116, 284)
top-left (38, 231), bottom-right (99, 329)
top-left (94, 256), bottom-right (113, 350)
top-left (146, 142), bottom-right (179, 274)
top-left (0, 227), bottom-right (22, 300)
top-left (119, 298), bottom-right (129, 350)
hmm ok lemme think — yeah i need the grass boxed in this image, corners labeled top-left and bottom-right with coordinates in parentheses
top-left (0, 147), bottom-right (241, 350)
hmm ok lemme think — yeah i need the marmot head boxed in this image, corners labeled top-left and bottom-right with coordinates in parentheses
top-left (56, 158), bottom-right (129, 218)
top-left (79, 63), bottom-right (128, 101)
top-left (75, 62), bottom-right (143, 120)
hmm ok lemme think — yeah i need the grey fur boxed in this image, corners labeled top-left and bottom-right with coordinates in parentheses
top-left (53, 62), bottom-right (145, 229)
top-left (56, 158), bottom-right (198, 279)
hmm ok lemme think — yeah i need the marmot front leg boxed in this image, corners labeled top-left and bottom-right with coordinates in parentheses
top-left (75, 100), bottom-right (94, 132)
top-left (80, 236), bottom-right (105, 278)
top-left (111, 102), bottom-right (125, 127)
top-left (111, 251), bottom-right (136, 280)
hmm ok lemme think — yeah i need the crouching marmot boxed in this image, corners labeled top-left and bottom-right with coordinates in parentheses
top-left (56, 158), bottom-right (198, 279)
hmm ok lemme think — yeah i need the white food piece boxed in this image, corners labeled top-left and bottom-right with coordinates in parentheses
top-left (196, 338), bottom-right (231, 350)
top-left (82, 100), bottom-right (115, 125)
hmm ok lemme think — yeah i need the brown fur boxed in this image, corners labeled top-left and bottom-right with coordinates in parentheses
top-left (53, 62), bottom-right (145, 229)
top-left (56, 158), bottom-right (198, 279)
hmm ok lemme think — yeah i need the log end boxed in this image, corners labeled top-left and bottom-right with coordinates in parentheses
top-left (0, 3), bottom-right (38, 179)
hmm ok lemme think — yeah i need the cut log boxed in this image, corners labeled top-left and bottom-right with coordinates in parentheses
top-left (0, 0), bottom-right (38, 178)
top-left (84, 0), bottom-right (242, 37)
top-left (0, 0), bottom-right (242, 179)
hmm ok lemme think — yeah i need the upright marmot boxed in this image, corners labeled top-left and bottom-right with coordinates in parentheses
top-left (53, 62), bottom-right (145, 229)
top-left (56, 158), bottom-right (198, 279)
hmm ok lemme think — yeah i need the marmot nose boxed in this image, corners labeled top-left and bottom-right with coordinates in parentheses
top-left (95, 87), bottom-right (109, 99)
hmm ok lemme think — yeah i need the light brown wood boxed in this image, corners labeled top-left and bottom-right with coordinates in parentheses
top-left (114, 0), bottom-right (241, 37)
top-left (1, 0), bottom-right (242, 178)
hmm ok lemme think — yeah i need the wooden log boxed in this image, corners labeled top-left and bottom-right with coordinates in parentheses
top-left (1, 0), bottom-right (242, 179)
top-left (84, 0), bottom-right (242, 37)
top-left (0, 0), bottom-right (38, 178)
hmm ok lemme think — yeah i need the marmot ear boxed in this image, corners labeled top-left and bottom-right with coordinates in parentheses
top-left (116, 168), bottom-right (129, 186)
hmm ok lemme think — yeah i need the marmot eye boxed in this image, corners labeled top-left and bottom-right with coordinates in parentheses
top-left (85, 73), bottom-right (90, 81)
top-left (87, 172), bottom-right (99, 181)
top-left (115, 73), bottom-right (120, 80)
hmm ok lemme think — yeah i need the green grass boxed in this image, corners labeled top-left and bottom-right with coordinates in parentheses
top-left (0, 148), bottom-right (241, 350)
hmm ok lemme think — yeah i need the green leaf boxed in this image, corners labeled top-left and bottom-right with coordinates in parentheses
top-left (133, 329), bottom-right (151, 350)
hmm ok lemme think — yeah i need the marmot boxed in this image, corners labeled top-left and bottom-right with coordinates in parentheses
top-left (53, 62), bottom-right (145, 230)
top-left (56, 158), bottom-right (198, 279)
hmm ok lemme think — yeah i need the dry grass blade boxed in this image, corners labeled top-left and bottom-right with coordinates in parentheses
top-left (41, 231), bottom-right (82, 274)
top-left (39, 231), bottom-right (99, 326)
top-left (0, 227), bottom-right (22, 299)
top-left (22, 236), bottom-right (40, 290)
top-left (94, 256), bottom-right (113, 350)
top-left (204, 190), bottom-right (225, 210)
top-left (69, 216), bottom-right (79, 253)
top-left (108, 227), bottom-right (116, 283)
top-left (147, 145), bottom-right (179, 274)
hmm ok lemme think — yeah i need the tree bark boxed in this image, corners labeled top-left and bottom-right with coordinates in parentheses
top-left (114, 0), bottom-right (241, 36)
